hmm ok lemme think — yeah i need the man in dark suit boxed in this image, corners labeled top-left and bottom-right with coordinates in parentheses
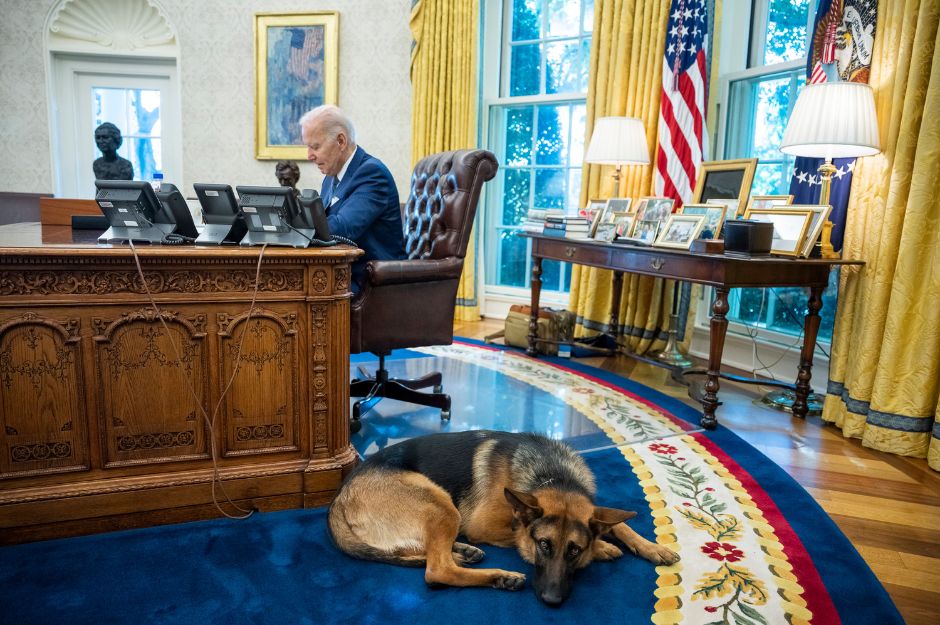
top-left (300, 105), bottom-right (405, 293)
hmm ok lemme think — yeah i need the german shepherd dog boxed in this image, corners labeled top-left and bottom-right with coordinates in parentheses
top-left (328, 431), bottom-right (680, 605)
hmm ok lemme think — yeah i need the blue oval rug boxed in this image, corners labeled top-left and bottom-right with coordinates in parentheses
top-left (0, 339), bottom-right (902, 625)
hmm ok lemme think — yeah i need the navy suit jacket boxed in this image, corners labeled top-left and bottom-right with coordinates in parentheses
top-left (321, 146), bottom-right (405, 291)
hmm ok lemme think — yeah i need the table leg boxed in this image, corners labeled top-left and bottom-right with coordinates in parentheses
top-left (527, 256), bottom-right (543, 357)
top-left (702, 287), bottom-right (730, 430)
top-left (792, 285), bottom-right (823, 419)
top-left (609, 271), bottom-right (623, 335)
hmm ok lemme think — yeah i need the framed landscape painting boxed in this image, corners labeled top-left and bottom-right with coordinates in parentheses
top-left (255, 12), bottom-right (339, 160)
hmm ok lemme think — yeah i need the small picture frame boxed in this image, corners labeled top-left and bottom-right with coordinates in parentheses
top-left (693, 159), bottom-right (758, 216)
top-left (743, 208), bottom-right (814, 256)
top-left (654, 214), bottom-right (707, 249)
top-left (635, 196), bottom-right (675, 224)
top-left (612, 212), bottom-right (635, 238)
top-left (679, 203), bottom-right (727, 239)
top-left (778, 204), bottom-right (831, 257)
top-left (631, 219), bottom-right (661, 244)
top-left (605, 197), bottom-right (632, 215)
top-left (746, 194), bottom-right (794, 213)
top-left (594, 222), bottom-right (618, 242)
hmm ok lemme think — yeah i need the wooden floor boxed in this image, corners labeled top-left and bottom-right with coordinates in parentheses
top-left (455, 318), bottom-right (940, 625)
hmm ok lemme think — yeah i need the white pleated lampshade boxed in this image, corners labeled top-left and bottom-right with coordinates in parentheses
top-left (585, 117), bottom-right (650, 165)
top-left (780, 82), bottom-right (880, 159)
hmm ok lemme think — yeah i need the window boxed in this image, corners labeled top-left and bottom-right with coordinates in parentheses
top-left (482, 0), bottom-right (594, 299)
top-left (715, 0), bottom-right (839, 347)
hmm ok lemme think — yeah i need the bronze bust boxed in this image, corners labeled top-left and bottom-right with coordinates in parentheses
top-left (93, 123), bottom-right (134, 181)
top-left (275, 160), bottom-right (300, 192)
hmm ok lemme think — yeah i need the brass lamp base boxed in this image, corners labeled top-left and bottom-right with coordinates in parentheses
top-left (757, 389), bottom-right (824, 417)
top-left (817, 160), bottom-right (841, 259)
top-left (651, 313), bottom-right (693, 368)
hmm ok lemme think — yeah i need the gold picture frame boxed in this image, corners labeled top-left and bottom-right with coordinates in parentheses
top-left (745, 194), bottom-right (794, 213)
top-left (693, 159), bottom-right (758, 217)
top-left (679, 203), bottom-right (727, 239)
top-left (778, 204), bottom-right (831, 257)
top-left (743, 208), bottom-right (813, 257)
top-left (653, 214), bottom-right (707, 249)
top-left (255, 12), bottom-right (339, 160)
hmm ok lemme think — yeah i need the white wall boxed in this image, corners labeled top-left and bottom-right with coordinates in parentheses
top-left (0, 0), bottom-right (413, 198)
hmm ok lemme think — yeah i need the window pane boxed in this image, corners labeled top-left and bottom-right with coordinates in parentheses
top-left (751, 77), bottom-right (789, 159)
top-left (752, 162), bottom-right (787, 195)
top-left (578, 39), bottom-right (591, 91)
top-left (502, 168), bottom-right (531, 226)
top-left (763, 0), bottom-right (810, 64)
top-left (499, 230), bottom-right (529, 287)
top-left (567, 169), bottom-right (582, 212)
top-left (505, 106), bottom-right (534, 166)
top-left (511, 0), bottom-right (542, 41)
top-left (546, 0), bottom-right (580, 38)
top-left (569, 104), bottom-right (586, 163)
top-left (583, 0), bottom-right (594, 33)
top-left (510, 43), bottom-right (542, 96)
top-left (536, 104), bottom-right (570, 165)
top-left (541, 259), bottom-right (563, 291)
top-left (545, 40), bottom-right (581, 94)
top-left (534, 168), bottom-right (566, 209)
top-left (126, 137), bottom-right (161, 182)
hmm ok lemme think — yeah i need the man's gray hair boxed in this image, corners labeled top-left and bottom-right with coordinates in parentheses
top-left (299, 105), bottom-right (356, 143)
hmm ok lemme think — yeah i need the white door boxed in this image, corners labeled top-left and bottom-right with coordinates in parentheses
top-left (52, 55), bottom-right (182, 198)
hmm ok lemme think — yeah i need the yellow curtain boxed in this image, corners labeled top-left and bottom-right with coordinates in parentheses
top-left (822, 0), bottom-right (940, 470)
top-left (409, 0), bottom-right (481, 322)
top-left (570, 0), bottom-right (674, 353)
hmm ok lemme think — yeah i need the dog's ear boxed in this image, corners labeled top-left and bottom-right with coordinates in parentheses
top-left (504, 488), bottom-right (543, 526)
top-left (589, 506), bottom-right (636, 536)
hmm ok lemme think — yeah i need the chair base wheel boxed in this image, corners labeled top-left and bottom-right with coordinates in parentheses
top-left (433, 385), bottom-right (443, 394)
top-left (350, 419), bottom-right (362, 434)
top-left (441, 409), bottom-right (450, 421)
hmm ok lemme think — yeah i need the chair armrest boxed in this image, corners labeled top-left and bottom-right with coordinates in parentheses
top-left (366, 257), bottom-right (464, 286)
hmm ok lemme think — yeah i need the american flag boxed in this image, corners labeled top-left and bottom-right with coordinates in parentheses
top-left (288, 28), bottom-right (323, 80)
top-left (655, 0), bottom-right (708, 207)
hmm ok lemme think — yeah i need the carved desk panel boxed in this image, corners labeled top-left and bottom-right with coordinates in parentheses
top-left (0, 224), bottom-right (361, 543)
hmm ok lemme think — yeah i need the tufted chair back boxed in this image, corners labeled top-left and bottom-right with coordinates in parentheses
top-left (349, 149), bottom-right (498, 354)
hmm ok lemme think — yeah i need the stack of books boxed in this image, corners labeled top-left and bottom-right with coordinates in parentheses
top-left (520, 208), bottom-right (557, 234)
top-left (542, 214), bottom-right (591, 239)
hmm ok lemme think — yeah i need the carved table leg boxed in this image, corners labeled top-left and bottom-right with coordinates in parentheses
top-left (702, 287), bottom-right (730, 430)
top-left (609, 271), bottom-right (624, 336)
top-left (527, 257), bottom-right (543, 357)
top-left (792, 285), bottom-right (824, 419)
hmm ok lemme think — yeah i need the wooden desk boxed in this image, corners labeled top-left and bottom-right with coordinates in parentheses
top-left (0, 223), bottom-right (362, 543)
top-left (525, 234), bottom-right (861, 430)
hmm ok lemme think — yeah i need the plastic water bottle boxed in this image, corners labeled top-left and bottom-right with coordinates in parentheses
top-left (150, 171), bottom-right (164, 193)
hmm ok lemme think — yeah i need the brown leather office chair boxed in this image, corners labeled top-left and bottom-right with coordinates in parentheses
top-left (348, 149), bottom-right (498, 432)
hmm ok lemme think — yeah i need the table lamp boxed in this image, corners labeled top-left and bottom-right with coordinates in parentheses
top-left (585, 117), bottom-right (650, 193)
top-left (780, 81), bottom-right (880, 258)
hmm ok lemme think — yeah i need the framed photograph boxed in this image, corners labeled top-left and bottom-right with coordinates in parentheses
top-left (594, 222), bottom-right (618, 242)
top-left (605, 197), bottom-right (632, 214)
top-left (679, 203), bottom-right (727, 239)
top-left (779, 204), bottom-right (831, 257)
top-left (635, 196), bottom-right (675, 224)
top-left (746, 194), bottom-right (793, 212)
top-left (612, 212), bottom-right (635, 238)
top-left (654, 214), bottom-right (707, 249)
top-left (743, 208), bottom-right (814, 256)
top-left (255, 12), bottom-right (339, 160)
top-left (693, 159), bottom-right (758, 216)
top-left (631, 219), bottom-right (661, 244)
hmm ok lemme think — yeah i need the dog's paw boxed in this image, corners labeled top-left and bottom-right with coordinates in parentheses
top-left (593, 539), bottom-right (623, 561)
top-left (641, 543), bottom-right (680, 566)
top-left (452, 542), bottom-right (485, 565)
top-left (493, 571), bottom-right (526, 591)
